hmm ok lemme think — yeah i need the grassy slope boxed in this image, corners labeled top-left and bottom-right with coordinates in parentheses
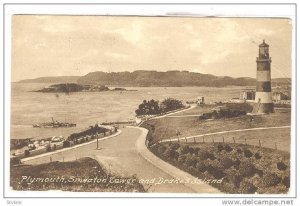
top-left (10, 157), bottom-right (145, 192)
top-left (143, 106), bottom-right (291, 151)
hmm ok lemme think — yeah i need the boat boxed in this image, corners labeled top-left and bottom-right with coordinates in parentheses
top-left (33, 117), bottom-right (76, 128)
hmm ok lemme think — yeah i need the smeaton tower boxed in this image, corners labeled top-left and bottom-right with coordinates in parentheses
top-left (252, 40), bottom-right (274, 114)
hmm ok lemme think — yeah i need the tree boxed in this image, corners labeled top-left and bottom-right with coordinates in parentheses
top-left (135, 99), bottom-right (161, 115)
top-left (135, 98), bottom-right (184, 116)
top-left (161, 98), bottom-right (184, 112)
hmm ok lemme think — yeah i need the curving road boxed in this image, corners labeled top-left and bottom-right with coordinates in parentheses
top-left (24, 127), bottom-right (220, 193)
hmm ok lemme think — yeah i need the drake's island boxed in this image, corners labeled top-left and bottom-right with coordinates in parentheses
top-left (34, 83), bottom-right (136, 93)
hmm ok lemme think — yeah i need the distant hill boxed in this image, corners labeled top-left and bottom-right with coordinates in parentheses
top-left (77, 70), bottom-right (258, 87)
top-left (17, 71), bottom-right (291, 87)
top-left (17, 76), bottom-right (80, 84)
top-left (272, 78), bottom-right (292, 87)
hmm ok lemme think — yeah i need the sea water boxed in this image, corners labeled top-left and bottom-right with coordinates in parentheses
top-left (10, 83), bottom-right (244, 139)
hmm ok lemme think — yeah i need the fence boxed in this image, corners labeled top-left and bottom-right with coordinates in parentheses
top-left (158, 135), bottom-right (280, 150)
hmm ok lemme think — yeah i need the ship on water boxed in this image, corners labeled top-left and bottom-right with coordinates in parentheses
top-left (33, 117), bottom-right (76, 128)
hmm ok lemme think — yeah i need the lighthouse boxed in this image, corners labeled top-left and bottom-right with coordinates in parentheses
top-left (252, 40), bottom-right (274, 114)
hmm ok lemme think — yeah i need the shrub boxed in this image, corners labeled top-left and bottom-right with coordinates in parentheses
top-left (169, 142), bottom-right (180, 151)
top-left (227, 169), bottom-right (243, 187)
top-left (237, 148), bottom-right (243, 154)
top-left (185, 155), bottom-right (199, 167)
top-left (224, 144), bottom-right (233, 152)
top-left (207, 165), bottom-right (225, 179)
top-left (163, 148), bottom-right (172, 159)
top-left (218, 182), bottom-right (237, 194)
top-left (254, 152), bottom-right (262, 160)
top-left (233, 158), bottom-right (241, 168)
top-left (63, 140), bottom-right (70, 148)
top-left (196, 162), bottom-right (207, 173)
top-left (179, 145), bottom-right (190, 155)
top-left (217, 144), bottom-right (224, 152)
top-left (188, 147), bottom-right (195, 154)
top-left (157, 145), bottom-right (167, 154)
top-left (244, 149), bottom-right (253, 158)
top-left (188, 166), bottom-right (198, 176)
top-left (193, 147), bottom-right (200, 155)
top-left (10, 157), bottom-right (21, 165)
top-left (172, 151), bottom-right (179, 161)
top-left (221, 158), bottom-right (234, 169)
top-left (239, 161), bottom-right (257, 177)
top-left (163, 148), bottom-right (179, 160)
top-left (256, 169), bottom-right (264, 177)
top-left (198, 151), bottom-right (216, 160)
top-left (282, 176), bottom-right (290, 188)
top-left (277, 162), bottom-right (288, 171)
top-left (178, 154), bottom-right (187, 164)
top-left (261, 173), bottom-right (281, 187)
top-left (239, 181), bottom-right (257, 194)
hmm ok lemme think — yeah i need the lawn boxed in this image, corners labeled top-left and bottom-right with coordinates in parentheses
top-left (181, 128), bottom-right (290, 152)
top-left (142, 106), bottom-right (291, 152)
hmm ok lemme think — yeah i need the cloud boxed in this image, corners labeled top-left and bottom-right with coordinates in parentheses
top-left (12, 16), bottom-right (292, 81)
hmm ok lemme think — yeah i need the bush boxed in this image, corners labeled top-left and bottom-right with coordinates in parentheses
top-left (163, 148), bottom-right (179, 160)
top-left (224, 144), bottom-right (233, 152)
top-left (63, 140), bottom-right (71, 148)
top-left (185, 155), bottom-right (199, 167)
top-left (178, 154), bottom-right (187, 164)
top-left (157, 145), bottom-right (167, 154)
top-left (237, 148), bottom-right (243, 154)
top-left (217, 144), bottom-right (224, 152)
top-left (233, 158), bottom-right (241, 168)
top-left (282, 176), bottom-right (290, 188)
top-left (239, 161), bottom-right (257, 177)
top-left (193, 147), bottom-right (200, 155)
top-left (196, 162), bottom-right (207, 173)
top-left (254, 152), bottom-right (262, 160)
top-left (277, 162), bottom-right (288, 171)
top-left (244, 149), bottom-right (253, 158)
top-left (163, 148), bottom-right (172, 159)
top-left (169, 142), bottom-right (180, 151)
top-left (227, 169), bottom-right (243, 187)
top-left (198, 151), bottom-right (215, 160)
top-left (207, 165), bottom-right (225, 179)
top-left (239, 181), bottom-right (257, 194)
top-left (179, 145), bottom-right (191, 155)
top-left (261, 173), bottom-right (281, 187)
top-left (256, 169), bottom-right (263, 177)
top-left (188, 147), bottom-right (195, 154)
top-left (221, 158), bottom-right (234, 169)
top-left (10, 157), bottom-right (21, 165)
top-left (188, 166), bottom-right (199, 177)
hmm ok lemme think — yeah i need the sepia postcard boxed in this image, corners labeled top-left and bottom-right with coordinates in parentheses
top-left (3, 3), bottom-right (297, 204)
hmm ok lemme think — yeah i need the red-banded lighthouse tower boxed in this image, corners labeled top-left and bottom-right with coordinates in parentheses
top-left (252, 40), bottom-right (274, 114)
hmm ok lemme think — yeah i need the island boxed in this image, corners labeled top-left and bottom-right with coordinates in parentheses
top-left (34, 83), bottom-right (136, 93)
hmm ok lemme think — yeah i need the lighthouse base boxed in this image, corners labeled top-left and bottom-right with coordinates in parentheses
top-left (252, 102), bottom-right (274, 114)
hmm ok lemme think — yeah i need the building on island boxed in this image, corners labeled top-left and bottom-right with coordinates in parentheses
top-left (197, 96), bottom-right (205, 105)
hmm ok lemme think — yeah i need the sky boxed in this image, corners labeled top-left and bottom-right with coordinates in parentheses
top-left (12, 15), bottom-right (292, 82)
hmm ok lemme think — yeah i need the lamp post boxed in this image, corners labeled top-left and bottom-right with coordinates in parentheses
top-left (96, 132), bottom-right (99, 150)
